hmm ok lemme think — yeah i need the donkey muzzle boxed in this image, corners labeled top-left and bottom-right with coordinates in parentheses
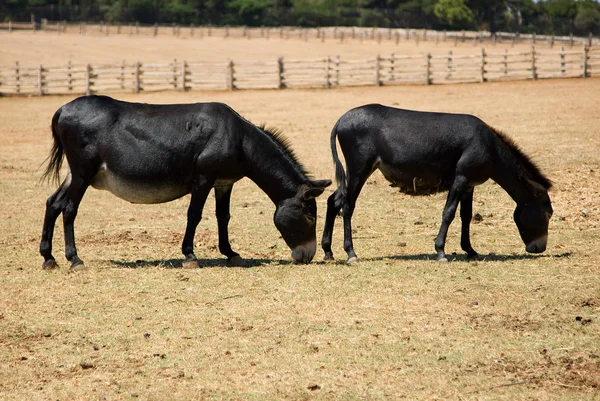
top-left (291, 240), bottom-right (317, 264)
top-left (526, 235), bottom-right (548, 253)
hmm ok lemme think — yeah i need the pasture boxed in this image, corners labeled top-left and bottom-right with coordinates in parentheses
top-left (1, 31), bottom-right (600, 400)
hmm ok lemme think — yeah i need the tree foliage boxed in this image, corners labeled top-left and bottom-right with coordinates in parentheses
top-left (2, 0), bottom-right (599, 35)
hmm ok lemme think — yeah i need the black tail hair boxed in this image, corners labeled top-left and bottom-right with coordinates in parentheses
top-left (330, 120), bottom-right (347, 197)
top-left (40, 109), bottom-right (64, 185)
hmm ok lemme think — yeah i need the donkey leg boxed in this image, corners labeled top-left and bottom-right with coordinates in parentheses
top-left (40, 179), bottom-right (70, 269)
top-left (342, 174), bottom-right (369, 264)
top-left (459, 188), bottom-right (479, 259)
top-left (214, 185), bottom-right (245, 267)
top-left (321, 189), bottom-right (344, 262)
top-left (434, 177), bottom-right (470, 262)
top-left (62, 172), bottom-right (91, 271)
top-left (181, 177), bottom-right (214, 268)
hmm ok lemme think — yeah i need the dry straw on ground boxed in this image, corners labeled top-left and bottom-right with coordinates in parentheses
top-left (0, 31), bottom-right (599, 400)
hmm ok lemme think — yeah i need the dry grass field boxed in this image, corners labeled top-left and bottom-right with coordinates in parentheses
top-left (1, 31), bottom-right (599, 400)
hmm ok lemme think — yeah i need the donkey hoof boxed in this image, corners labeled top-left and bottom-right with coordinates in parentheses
top-left (69, 261), bottom-right (87, 272)
top-left (437, 257), bottom-right (449, 263)
top-left (42, 259), bottom-right (58, 270)
top-left (347, 256), bottom-right (359, 265)
top-left (182, 259), bottom-right (201, 269)
top-left (323, 254), bottom-right (335, 263)
top-left (227, 255), bottom-right (247, 267)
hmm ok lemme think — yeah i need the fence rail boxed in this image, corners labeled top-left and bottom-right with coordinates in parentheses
top-left (1, 46), bottom-right (598, 96)
top-left (1, 21), bottom-right (598, 48)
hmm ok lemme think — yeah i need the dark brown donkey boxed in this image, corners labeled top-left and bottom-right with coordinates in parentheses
top-left (321, 104), bottom-right (553, 263)
top-left (40, 95), bottom-right (331, 271)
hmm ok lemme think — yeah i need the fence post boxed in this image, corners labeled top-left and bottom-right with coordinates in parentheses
top-left (154, 23), bottom-right (158, 37)
top-left (326, 57), bottom-right (332, 88)
top-left (15, 61), bottom-right (20, 95)
top-left (8, 21), bottom-right (12, 33)
top-left (560, 46), bottom-right (566, 76)
top-left (425, 53), bottom-right (431, 85)
top-left (447, 50), bottom-right (453, 79)
top-left (277, 56), bottom-right (285, 89)
top-left (504, 49), bottom-right (508, 76)
top-left (38, 64), bottom-right (44, 96)
top-left (582, 46), bottom-right (589, 79)
top-left (120, 60), bottom-right (125, 90)
top-left (374, 54), bottom-right (382, 86)
top-left (172, 58), bottom-right (178, 90)
top-left (480, 48), bottom-right (486, 82)
top-left (389, 53), bottom-right (395, 82)
top-left (134, 61), bottom-right (141, 93)
top-left (85, 63), bottom-right (92, 95)
top-left (334, 55), bottom-right (340, 86)
top-left (531, 46), bottom-right (537, 80)
top-left (68, 60), bottom-right (73, 91)
top-left (181, 60), bottom-right (188, 91)
top-left (226, 59), bottom-right (235, 90)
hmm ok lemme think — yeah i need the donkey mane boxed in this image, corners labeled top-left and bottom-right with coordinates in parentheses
top-left (257, 123), bottom-right (312, 179)
top-left (489, 125), bottom-right (552, 190)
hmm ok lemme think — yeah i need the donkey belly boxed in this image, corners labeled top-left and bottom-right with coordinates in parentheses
top-left (91, 164), bottom-right (189, 204)
top-left (378, 162), bottom-right (450, 195)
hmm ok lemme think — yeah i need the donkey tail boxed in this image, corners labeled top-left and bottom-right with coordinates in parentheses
top-left (330, 120), bottom-right (347, 197)
top-left (40, 109), bottom-right (64, 185)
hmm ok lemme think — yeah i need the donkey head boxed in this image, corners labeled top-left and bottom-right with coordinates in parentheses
top-left (274, 179), bottom-right (331, 263)
top-left (513, 180), bottom-right (553, 253)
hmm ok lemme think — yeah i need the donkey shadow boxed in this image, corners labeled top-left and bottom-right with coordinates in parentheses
top-left (110, 257), bottom-right (291, 269)
top-left (358, 251), bottom-right (572, 263)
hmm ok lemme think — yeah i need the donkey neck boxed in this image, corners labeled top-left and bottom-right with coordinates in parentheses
top-left (491, 143), bottom-right (536, 205)
top-left (242, 129), bottom-right (307, 204)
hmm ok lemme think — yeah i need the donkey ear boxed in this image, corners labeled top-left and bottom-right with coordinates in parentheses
top-left (310, 179), bottom-right (332, 188)
top-left (525, 179), bottom-right (547, 198)
top-left (299, 180), bottom-right (331, 200)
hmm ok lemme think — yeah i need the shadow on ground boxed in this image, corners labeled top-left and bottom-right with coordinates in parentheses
top-left (110, 257), bottom-right (291, 269)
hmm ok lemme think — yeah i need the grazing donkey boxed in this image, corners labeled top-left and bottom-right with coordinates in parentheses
top-left (40, 95), bottom-right (331, 271)
top-left (321, 104), bottom-right (552, 263)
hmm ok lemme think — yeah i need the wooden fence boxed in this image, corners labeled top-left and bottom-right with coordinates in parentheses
top-left (1, 46), bottom-right (598, 96)
top-left (1, 21), bottom-right (598, 48)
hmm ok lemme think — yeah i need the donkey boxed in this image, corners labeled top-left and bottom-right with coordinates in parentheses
top-left (321, 104), bottom-right (553, 263)
top-left (40, 95), bottom-right (331, 270)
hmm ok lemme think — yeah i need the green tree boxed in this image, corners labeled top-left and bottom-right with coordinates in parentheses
top-left (574, 0), bottom-right (600, 32)
top-left (434, 0), bottom-right (474, 27)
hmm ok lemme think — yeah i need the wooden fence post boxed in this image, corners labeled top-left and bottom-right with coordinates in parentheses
top-left (389, 53), bottom-right (395, 82)
top-left (134, 61), bottom-right (141, 93)
top-left (374, 54), bottom-right (382, 86)
top-left (8, 21), bottom-right (12, 33)
top-left (425, 53), bottom-right (431, 85)
top-left (67, 60), bottom-right (73, 91)
top-left (85, 63), bottom-right (92, 95)
top-left (181, 60), bottom-right (188, 91)
top-left (334, 55), bottom-right (340, 86)
top-left (277, 56), bottom-right (285, 89)
top-left (154, 23), bottom-right (158, 37)
top-left (325, 57), bottom-right (332, 88)
top-left (38, 64), bottom-right (44, 96)
top-left (447, 51), bottom-right (453, 79)
top-left (504, 49), bottom-right (508, 76)
top-left (120, 60), bottom-right (125, 90)
top-left (15, 61), bottom-right (20, 95)
top-left (582, 46), bottom-right (589, 79)
top-left (531, 45), bottom-right (537, 80)
top-left (172, 58), bottom-right (178, 90)
top-left (560, 46), bottom-right (566, 76)
top-left (226, 59), bottom-right (235, 90)
top-left (480, 48), bottom-right (486, 82)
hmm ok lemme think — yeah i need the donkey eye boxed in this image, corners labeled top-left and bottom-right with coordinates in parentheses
top-left (305, 215), bottom-right (316, 223)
